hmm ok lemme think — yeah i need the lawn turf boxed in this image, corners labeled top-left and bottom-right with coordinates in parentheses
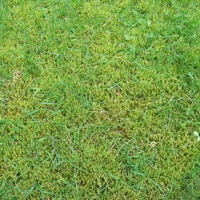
top-left (0, 0), bottom-right (200, 199)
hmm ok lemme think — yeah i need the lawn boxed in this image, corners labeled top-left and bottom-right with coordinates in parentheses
top-left (0, 0), bottom-right (199, 199)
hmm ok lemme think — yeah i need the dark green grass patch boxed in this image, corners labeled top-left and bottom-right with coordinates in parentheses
top-left (0, 0), bottom-right (199, 199)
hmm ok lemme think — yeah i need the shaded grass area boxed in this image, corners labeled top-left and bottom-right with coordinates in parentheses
top-left (0, 0), bottom-right (199, 199)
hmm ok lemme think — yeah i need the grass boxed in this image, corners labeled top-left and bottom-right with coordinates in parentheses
top-left (0, 0), bottom-right (199, 199)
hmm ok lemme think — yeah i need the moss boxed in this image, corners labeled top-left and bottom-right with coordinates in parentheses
top-left (0, 0), bottom-right (199, 199)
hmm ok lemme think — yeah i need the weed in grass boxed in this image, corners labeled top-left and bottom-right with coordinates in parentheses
top-left (0, 0), bottom-right (199, 199)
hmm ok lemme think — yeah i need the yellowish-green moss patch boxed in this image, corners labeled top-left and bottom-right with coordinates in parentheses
top-left (0, 0), bottom-right (199, 199)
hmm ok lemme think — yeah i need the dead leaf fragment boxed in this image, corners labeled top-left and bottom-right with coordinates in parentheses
top-left (116, 88), bottom-right (120, 96)
top-left (13, 70), bottom-right (22, 82)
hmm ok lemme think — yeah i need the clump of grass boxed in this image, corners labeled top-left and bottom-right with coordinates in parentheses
top-left (0, 0), bottom-right (199, 199)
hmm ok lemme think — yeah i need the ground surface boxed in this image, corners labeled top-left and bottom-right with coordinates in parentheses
top-left (0, 0), bottom-right (200, 199)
